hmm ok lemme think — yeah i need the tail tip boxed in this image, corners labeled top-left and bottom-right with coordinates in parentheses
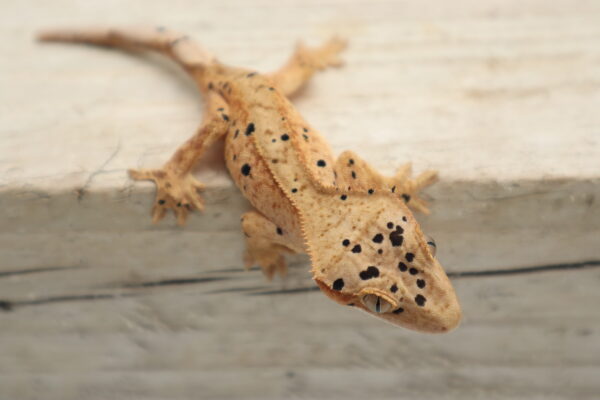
top-left (36, 30), bottom-right (57, 42)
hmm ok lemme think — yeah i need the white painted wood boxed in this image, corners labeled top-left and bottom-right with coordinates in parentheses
top-left (1, 0), bottom-right (600, 399)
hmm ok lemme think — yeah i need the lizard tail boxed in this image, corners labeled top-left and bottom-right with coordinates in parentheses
top-left (37, 26), bottom-right (217, 84)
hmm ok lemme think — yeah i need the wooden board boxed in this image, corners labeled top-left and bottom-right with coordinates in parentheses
top-left (1, 0), bottom-right (600, 399)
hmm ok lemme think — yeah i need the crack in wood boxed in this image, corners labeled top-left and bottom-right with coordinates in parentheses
top-left (0, 293), bottom-right (138, 312)
top-left (117, 276), bottom-right (229, 288)
top-left (76, 140), bottom-right (122, 201)
top-left (248, 286), bottom-right (320, 296)
top-left (0, 265), bottom-right (82, 279)
top-left (1, 260), bottom-right (598, 311)
top-left (447, 260), bottom-right (600, 278)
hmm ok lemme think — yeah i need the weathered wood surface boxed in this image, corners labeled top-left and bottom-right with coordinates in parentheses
top-left (1, 0), bottom-right (600, 399)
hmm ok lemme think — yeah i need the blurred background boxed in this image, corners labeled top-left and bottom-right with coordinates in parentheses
top-left (1, 1), bottom-right (599, 399)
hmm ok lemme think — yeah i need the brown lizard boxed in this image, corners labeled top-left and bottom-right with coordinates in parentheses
top-left (38, 27), bottom-right (461, 333)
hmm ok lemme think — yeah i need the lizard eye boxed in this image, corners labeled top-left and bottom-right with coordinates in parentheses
top-left (426, 235), bottom-right (437, 257)
top-left (361, 294), bottom-right (393, 313)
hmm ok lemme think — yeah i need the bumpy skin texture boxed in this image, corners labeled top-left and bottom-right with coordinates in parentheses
top-left (38, 27), bottom-right (461, 333)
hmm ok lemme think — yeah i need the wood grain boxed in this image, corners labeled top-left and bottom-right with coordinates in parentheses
top-left (1, 0), bottom-right (599, 399)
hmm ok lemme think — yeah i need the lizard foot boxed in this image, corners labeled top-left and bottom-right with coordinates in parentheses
top-left (129, 167), bottom-right (205, 225)
top-left (297, 36), bottom-right (348, 70)
top-left (243, 244), bottom-right (289, 281)
top-left (392, 163), bottom-right (438, 214)
top-left (240, 210), bottom-right (297, 280)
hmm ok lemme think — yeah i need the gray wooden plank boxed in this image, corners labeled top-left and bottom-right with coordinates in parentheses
top-left (1, 1), bottom-right (600, 399)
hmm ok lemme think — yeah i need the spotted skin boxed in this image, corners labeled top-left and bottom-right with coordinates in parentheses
top-left (39, 26), bottom-right (461, 333)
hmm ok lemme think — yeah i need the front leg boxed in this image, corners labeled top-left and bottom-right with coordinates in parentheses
top-left (334, 151), bottom-right (438, 214)
top-left (129, 94), bottom-right (229, 225)
top-left (241, 211), bottom-right (302, 280)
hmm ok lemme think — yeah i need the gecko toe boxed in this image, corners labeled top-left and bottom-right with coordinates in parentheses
top-left (176, 207), bottom-right (189, 226)
top-left (414, 170), bottom-right (438, 189)
top-left (151, 205), bottom-right (167, 223)
top-left (128, 168), bottom-right (154, 181)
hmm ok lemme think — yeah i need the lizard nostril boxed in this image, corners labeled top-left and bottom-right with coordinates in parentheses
top-left (425, 235), bottom-right (437, 257)
top-left (361, 294), bottom-right (393, 313)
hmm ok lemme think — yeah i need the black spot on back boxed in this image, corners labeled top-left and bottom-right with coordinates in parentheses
top-left (245, 123), bottom-right (255, 136)
top-left (372, 233), bottom-right (384, 243)
top-left (317, 160), bottom-right (327, 167)
top-left (241, 164), bottom-right (251, 176)
top-left (389, 226), bottom-right (404, 247)
top-left (332, 278), bottom-right (344, 291)
top-left (351, 244), bottom-right (362, 253)
top-left (409, 268), bottom-right (419, 275)
top-left (406, 253), bottom-right (415, 262)
top-left (387, 222), bottom-right (394, 229)
top-left (398, 262), bottom-right (408, 272)
top-left (281, 134), bottom-right (289, 141)
top-left (417, 279), bottom-right (426, 289)
top-left (342, 239), bottom-right (350, 247)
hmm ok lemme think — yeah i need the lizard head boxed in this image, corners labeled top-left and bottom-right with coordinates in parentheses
top-left (307, 193), bottom-right (461, 333)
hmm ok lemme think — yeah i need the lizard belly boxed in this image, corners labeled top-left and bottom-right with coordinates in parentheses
top-left (224, 127), bottom-right (305, 250)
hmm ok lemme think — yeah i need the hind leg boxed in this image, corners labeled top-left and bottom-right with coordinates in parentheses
top-left (241, 211), bottom-right (301, 280)
top-left (269, 37), bottom-right (347, 97)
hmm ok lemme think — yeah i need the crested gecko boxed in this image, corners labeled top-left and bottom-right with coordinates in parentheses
top-left (38, 27), bottom-right (461, 333)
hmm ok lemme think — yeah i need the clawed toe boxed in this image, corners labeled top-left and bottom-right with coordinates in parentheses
top-left (260, 255), bottom-right (287, 280)
top-left (323, 37), bottom-right (348, 66)
top-left (129, 166), bottom-right (206, 225)
top-left (391, 167), bottom-right (438, 214)
top-left (414, 170), bottom-right (438, 190)
top-left (244, 249), bottom-right (288, 280)
top-left (297, 36), bottom-right (348, 71)
top-left (128, 168), bottom-right (155, 181)
top-left (151, 203), bottom-right (168, 223)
